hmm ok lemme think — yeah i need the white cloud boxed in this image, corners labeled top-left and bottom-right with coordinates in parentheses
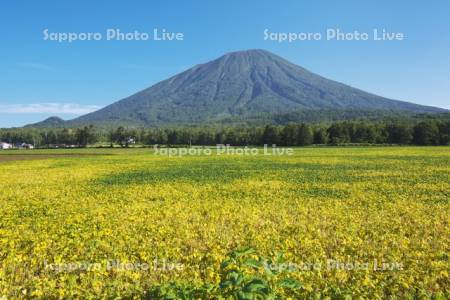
top-left (17, 62), bottom-right (56, 71)
top-left (0, 103), bottom-right (102, 115)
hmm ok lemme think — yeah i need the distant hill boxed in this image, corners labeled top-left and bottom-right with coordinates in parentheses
top-left (28, 49), bottom-right (446, 128)
top-left (26, 116), bottom-right (65, 128)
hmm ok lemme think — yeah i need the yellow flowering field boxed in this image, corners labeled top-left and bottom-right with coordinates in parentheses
top-left (0, 147), bottom-right (449, 299)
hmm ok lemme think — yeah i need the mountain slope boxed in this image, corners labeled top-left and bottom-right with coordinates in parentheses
top-left (35, 49), bottom-right (447, 127)
top-left (26, 116), bottom-right (65, 128)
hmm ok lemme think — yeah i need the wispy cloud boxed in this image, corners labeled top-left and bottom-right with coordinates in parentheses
top-left (0, 103), bottom-right (102, 115)
top-left (16, 62), bottom-right (56, 71)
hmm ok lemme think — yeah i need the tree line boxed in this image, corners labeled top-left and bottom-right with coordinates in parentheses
top-left (1, 119), bottom-right (449, 148)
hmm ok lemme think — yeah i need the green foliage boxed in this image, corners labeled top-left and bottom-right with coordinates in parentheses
top-left (75, 125), bottom-right (97, 147)
top-left (2, 116), bottom-right (450, 147)
top-left (147, 248), bottom-right (303, 299)
top-left (413, 121), bottom-right (441, 145)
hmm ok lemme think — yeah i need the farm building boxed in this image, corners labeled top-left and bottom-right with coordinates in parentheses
top-left (15, 143), bottom-right (35, 149)
top-left (0, 142), bottom-right (34, 149)
top-left (0, 142), bottom-right (13, 149)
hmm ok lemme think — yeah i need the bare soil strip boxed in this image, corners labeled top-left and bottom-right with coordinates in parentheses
top-left (0, 153), bottom-right (109, 162)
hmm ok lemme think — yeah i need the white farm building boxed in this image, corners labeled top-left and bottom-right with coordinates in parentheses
top-left (0, 142), bottom-right (13, 150)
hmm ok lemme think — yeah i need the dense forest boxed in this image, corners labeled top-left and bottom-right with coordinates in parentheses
top-left (2, 116), bottom-right (450, 148)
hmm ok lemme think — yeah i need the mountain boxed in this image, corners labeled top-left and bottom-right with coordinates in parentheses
top-left (26, 116), bottom-right (65, 128)
top-left (29, 49), bottom-right (446, 127)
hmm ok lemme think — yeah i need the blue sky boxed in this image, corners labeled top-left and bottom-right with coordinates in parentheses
top-left (1, 0), bottom-right (449, 127)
